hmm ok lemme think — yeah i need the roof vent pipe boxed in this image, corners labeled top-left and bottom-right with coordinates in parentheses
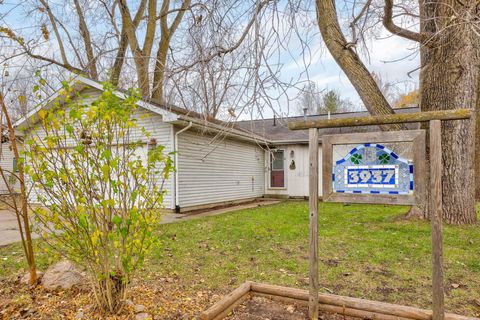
top-left (303, 108), bottom-right (308, 120)
top-left (273, 115), bottom-right (276, 126)
top-left (328, 111), bottom-right (331, 120)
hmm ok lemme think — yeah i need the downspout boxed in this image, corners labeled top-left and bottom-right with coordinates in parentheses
top-left (174, 121), bottom-right (192, 213)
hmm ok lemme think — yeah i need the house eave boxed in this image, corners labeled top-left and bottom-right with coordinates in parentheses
top-left (14, 75), bottom-right (179, 131)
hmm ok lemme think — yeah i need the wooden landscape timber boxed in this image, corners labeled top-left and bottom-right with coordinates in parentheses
top-left (200, 282), bottom-right (480, 320)
top-left (288, 109), bottom-right (472, 130)
top-left (200, 281), bottom-right (252, 320)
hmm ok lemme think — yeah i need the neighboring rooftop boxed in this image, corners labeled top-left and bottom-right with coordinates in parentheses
top-left (235, 107), bottom-right (421, 143)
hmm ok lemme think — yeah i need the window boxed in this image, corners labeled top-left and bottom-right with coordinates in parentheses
top-left (270, 150), bottom-right (285, 188)
top-left (12, 157), bottom-right (18, 172)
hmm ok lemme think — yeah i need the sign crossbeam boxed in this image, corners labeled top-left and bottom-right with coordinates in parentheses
top-left (288, 109), bottom-right (472, 131)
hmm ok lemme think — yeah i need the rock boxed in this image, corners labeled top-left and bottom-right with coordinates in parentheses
top-left (41, 260), bottom-right (87, 291)
top-left (75, 311), bottom-right (84, 319)
top-left (134, 304), bottom-right (145, 313)
top-left (135, 313), bottom-right (150, 320)
top-left (20, 271), bottom-right (43, 285)
top-left (125, 299), bottom-right (135, 307)
top-left (451, 283), bottom-right (460, 289)
top-left (286, 305), bottom-right (295, 313)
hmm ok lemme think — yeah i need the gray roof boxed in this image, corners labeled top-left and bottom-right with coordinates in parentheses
top-left (235, 107), bottom-right (421, 144)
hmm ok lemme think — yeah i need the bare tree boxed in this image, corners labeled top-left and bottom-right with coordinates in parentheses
top-left (297, 82), bottom-right (323, 115)
top-left (166, 1), bottom-right (252, 120)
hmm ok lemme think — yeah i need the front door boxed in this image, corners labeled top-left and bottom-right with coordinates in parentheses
top-left (270, 150), bottom-right (285, 188)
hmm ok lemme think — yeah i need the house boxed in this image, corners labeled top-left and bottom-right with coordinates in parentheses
top-left (14, 76), bottom-right (419, 212)
top-left (0, 139), bottom-right (19, 194)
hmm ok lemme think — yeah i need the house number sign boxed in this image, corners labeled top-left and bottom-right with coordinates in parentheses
top-left (333, 143), bottom-right (412, 195)
top-left (322, 130), bottom-right (426, 205)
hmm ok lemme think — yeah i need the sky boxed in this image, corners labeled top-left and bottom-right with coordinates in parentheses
top-left (256, 19), bottom-right (420, 118)
top-left (0, 1), bottom-right (421, 120)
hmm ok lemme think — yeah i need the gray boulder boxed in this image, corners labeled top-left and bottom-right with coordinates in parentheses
top-left (41, 260), bottom-right (87, 291)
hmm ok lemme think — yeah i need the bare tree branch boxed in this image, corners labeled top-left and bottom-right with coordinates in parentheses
top-left (73, 0), bottom-right (98, 79)
top-left (383, 0), bottom-right (430, 43)
top-left (38, 0), bottom-right (69, 65)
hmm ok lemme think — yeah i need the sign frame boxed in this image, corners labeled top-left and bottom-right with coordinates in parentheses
top-left (322, 130), bottom-right (426, 206)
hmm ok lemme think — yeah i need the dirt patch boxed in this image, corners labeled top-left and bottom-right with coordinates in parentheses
top-left (227, 296), bottom-right (360, 320)
top-left (0, 275), bottom-right (219, 319)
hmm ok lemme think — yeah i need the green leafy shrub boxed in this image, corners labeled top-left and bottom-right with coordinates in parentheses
top-left (23, 82), bottom-right (174, 313)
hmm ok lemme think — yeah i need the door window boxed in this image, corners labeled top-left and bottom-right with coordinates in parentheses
top-left (270, 150), bottom-right (285, 188)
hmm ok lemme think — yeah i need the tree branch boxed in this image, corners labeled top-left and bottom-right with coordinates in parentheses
top-left (73, 0), bottom-right (98, 79)
top-left (173, 0), bottom-right (270, 72)
top-left (38, 0), bottom-right (69, 65)
top-left (315, 0), bottom-right (403, 131)
top-left (383, 0), bottom-right (429, 43)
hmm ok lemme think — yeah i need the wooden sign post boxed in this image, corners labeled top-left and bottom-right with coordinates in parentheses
top-left (288, 109), bottom-right (472, 320)
top-left (430, 120), bottom-right (445, 320)
top-left (308, 128), bottom-right (319, 320)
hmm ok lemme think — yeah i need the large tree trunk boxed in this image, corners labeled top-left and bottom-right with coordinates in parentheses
top-left (315, 0), bottom-right (402, 131)
top-left (419, 0), bottom-right (479, 224)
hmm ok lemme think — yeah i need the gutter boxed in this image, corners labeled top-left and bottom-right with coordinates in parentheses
top-left (175, 116), bottom-right (271, 145)
top-left (173, 121), bottom-right (193, 213)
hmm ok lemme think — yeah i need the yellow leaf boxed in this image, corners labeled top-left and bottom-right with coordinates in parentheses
top-left (18, 95), bottom-right (26, 105)
top-left (38, 109), bottom-right (46, 119)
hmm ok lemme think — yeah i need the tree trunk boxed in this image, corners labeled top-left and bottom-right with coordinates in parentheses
top-left (475, 79), bottom-right (480, 201)
top-left (152, 36), bottom-right (169, 103)
top-left (110, 33), bottom-right (128, 87)
top-left (419, 0), bottom-right (479, 224)
top-left (315, 0), bottom-right (402, 131)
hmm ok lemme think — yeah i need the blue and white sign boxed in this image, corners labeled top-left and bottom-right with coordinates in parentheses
top-left (333, 144), bottom-right (413, 195)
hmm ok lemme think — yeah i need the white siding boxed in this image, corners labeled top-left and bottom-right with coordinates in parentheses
top-left (176, 129), bottom-right (265, 208)
top-left (264, 144), bottom-right (355, 198)
top-left (0, 142), bottom-right (19, 194)
top-left (264, 144), bottom-right (323, 197)
top-left (25, 87), bottom-right (175, 208)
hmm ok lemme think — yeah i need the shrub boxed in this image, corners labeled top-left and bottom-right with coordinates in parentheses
top-left (23, 82), bottom-right (174, 313)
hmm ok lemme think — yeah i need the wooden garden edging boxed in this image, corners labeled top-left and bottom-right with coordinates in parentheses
top-left (200, 282), bottom-right (252, 320)
top-left (200, 282), bottom-right (480, 320)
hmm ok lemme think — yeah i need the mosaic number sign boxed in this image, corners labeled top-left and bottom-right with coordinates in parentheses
top-left (322, 131), bottom-right (426, 205)
top-left (333, 143), bottom-right (413, 195)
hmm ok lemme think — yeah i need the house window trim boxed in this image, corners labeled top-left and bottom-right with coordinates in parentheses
top-left (268, 149), bottom-right (287, 190)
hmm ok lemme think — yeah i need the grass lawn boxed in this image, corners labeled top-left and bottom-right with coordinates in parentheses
top-left (1, 201), bottom-right (480, 318)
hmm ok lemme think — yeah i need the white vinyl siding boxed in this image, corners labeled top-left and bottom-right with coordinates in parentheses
top-left (0, 142), bottom-right (19, 194)
top-left (25, 87), bottom-right (175, 208)
top-left (176, 129), bottom-right (265, 208)
top-left (265, 144), bottom-right (323, 197)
